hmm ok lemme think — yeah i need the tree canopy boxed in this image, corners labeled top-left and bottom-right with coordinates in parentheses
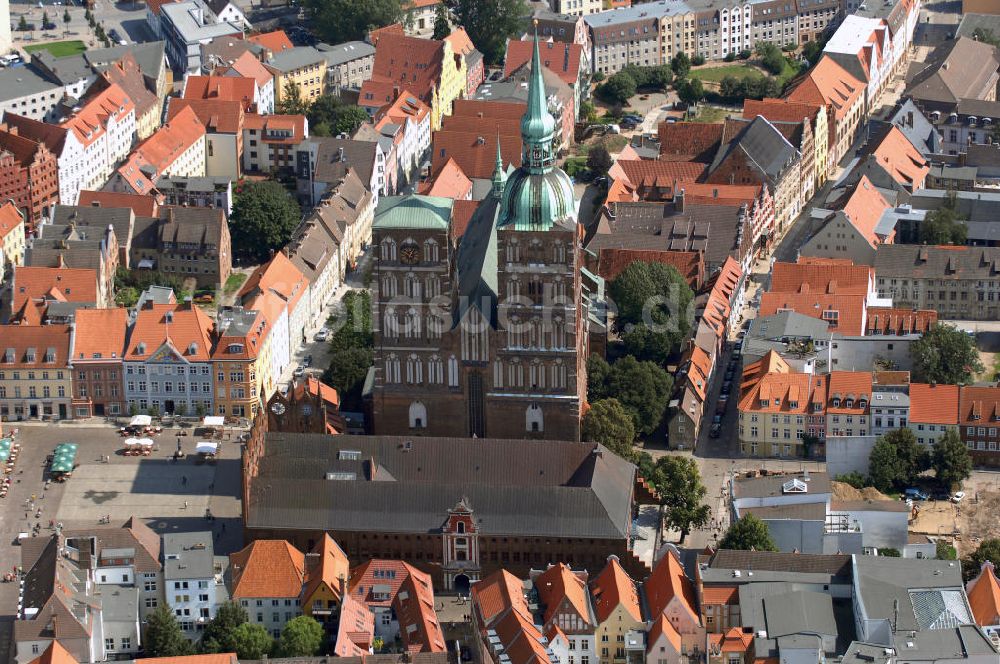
top-left (608, 261), bottom-right (694, 361)
top-left (587, 355), bottom-right (673, 435)
top-left (200, 601), bottom-right (247, 653)
top-left (587, 145), bottom-right (613, 177)
top-left (910, 323), bottom-right (984, 385)
top-left (719, 514), bottom-right (777, 551)
top-left (432, 2), bottom-right (451, 40)
top-left (454, 0), bottom-right (527, 65)
top-left (645, 455), bottom-right (711, 541)
top-left (323, 290), bottom-right (375, 410)
top-left (919, 206), bottom-right (967, 245)
top-left (144, 607), bottom-right (195, 657)
top-left (306, 0), bottom-right (405, 44)
top-left (277, 81), bottom-right (309, 115)
top-left (932, 429), bottom-right (973, 489)
top-left (670, 53), bottom-right (690, 77)
top-left (232, 623), bottom-right (274, 660)
top-left (965, 538), bottom-right (1000, 582)
top-left (230, 181), bottom-right (302, 263)
top-left (599, 72), bottom-right (637, 105)
top-left (278, 616), bottom-right (325, 657)
top-left (582, 399), bottom-right (637, 460)
top-left (718, 75), bottom-right (781, 104)
top-left (867, 428), bottom-right (929, 493)
top-left (755, 42), bottom-right (786, 75)
top-left (676, 77), bottom-right (705, 107)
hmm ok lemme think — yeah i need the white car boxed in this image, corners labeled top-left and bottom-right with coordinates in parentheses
top-left (313, 329), bottom-right (330, 342)
top-left (951, 491), bottom-right (966, 503)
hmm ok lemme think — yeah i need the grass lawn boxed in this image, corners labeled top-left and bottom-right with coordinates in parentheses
top-left (691, 64), bottom-right (762, 83)
top-left (223, 272), bottom-right (248, 295)
top-left (24, 40), bottom-right (87, 57)
top-left (690, 106), bottom-right (730, 123)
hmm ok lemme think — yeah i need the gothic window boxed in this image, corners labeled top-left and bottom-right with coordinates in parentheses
top-left (506, 239), bottom-right (520, 262)
top-left (448, 355), bottom-right (459, 387)
top-left (404, 273), bottom-right (421, 299)
top-left (426, 275), bottom-right (441, 298)
top-left (380, 237), bottom-right (397, 261)
top-left (405, 354), bottom-right (423, 383)
top-left (528, 277), bottom-right (542, 300)
top-left (553, 316), bottom-right (566, 349)
top-left (381, 274), bottom-right (397, 298)
top-left (409, 401), bottom-right (427, 428)
top-left (404, 308), bottom-right (420, 339)
top-left (427, 314), bottom-right (443, 339)
top-left (526, 403), bottom-right (544, 432)
top-left (385, 354), bottom-right (401, 383)
top-left (508, 359), bottom-right (523, 387)
top-left (428, 355), bottom-right (443, 384)
top-left (383, 308), bottom-right (398, 337)
top-left (508, 277), bottom-right (520, 299)
top-left (553, 277), bottom-right (566, 300)
top-left (552, 360), bottom-right (567, 389)
top-left (508, 316), bottom-right (523, 347)
top-left (553, 242), bottom-right (567, 263)
top-left (529, 318), bottom-right (542, 349)
top-left (423, 238), bottom-right (439, 262)
top-left (493, 360), bottom-right (504, 388)
top-left (530, 359), bottom-right (546, 389)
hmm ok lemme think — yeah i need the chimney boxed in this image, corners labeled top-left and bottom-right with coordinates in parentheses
top-left (337, 147), bottom-right (345, 162)
top-left (676, 187), bottom-right (685, 212)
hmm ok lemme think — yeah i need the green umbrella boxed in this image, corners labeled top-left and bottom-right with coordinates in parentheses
top-left (0, 438), bottom-right (11, 463)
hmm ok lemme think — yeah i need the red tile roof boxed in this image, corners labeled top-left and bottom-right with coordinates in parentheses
top-left (77, 191), bottom-right (159, 217)
top-left (127, 303), bottom-right (215, 362)
top-left (612, 159), bottom-right (708, 191)
top-left (840, 176), bottom-right (893, 248)
top-left (0, 200), bottom-right (24, 240)
top-left (701, 585), bottom-right (738, 606)
top-left (419, 158), bottom-right (472, 199)
top-left (770, 260), bottom-right (872, 295)
top-left (0, 324), bottom-right (72, 368)
top-left (709, 627), bottom-right (754, 654)
top-left (12, 266), bottom-right (98, 314)
top-left (333, 593), bottom-right (375, 657)
top-left (451, 199), bottom-right (480, 244)
top-left (870, 125), bottom-right (930, 190)
top-left (590, 557), bottom-right (642, 624)
top-left (242, 113), bottom-right (307, 143)
top-left (61, 83), bottom-right (135, 148)
top-left (967, 561), bottom-right (1000, 628)
top-left (657, 122), bottom-right (724, 162)
top-left (908, 383), bottom-right (959, 425)
top-left (302, 534), bottom-right (350, 603)
top-left (786, 56), bottom-right (864, 122)
top-left (167, 98), bottom-right (244, 135)
top-left (116, 106), bottom-right (205, 195)
top-left (472, 569), bottom-right (529, 626)
top-left (827, 371), bottom-right (873, 414)
top-left (431, 127), bottom-right (522, 179)
top-left (248, 30), bottom-right (293, 53)
top-left (229, 540), bottom-right (305, 599)
top-left (238, 252), bottom-right (307, 316)
top-left (28, 640), bottom-right (79, 664)
top-left (361, 33), bottom-right (447, 105)
top-left (348, 560), bottom-right (445, 653)
top-left (759, 292), bottom-right (866, 335)
top-left (738, 370), bottom-right (827, 415)
top-left (183, 75), bottom-right (257, 110)
top-left (597, 248), bottom-right (703, 288)
top-left (865, 307), bottom-right (937, 334)
top-left (647, 614), bottom-right (681, 653)
top-left (959, 385), bottom-right (1000, 427)
top-left (444, 28), bottom-right (476, 57)
top-left (743, 98), bottom-right (824, 126)
top-left (644, 550), bottom-right (699, 623)
top-left (535, 563), bottom-right (593, 627)
top-left (73, 308), bottom-right (128, 361)
top-left (375, 90), bottom-right (431, 130)
top-left (504, 39), bottom-right (583, 87)
top-left (227, 51), bottom-right (274, 89)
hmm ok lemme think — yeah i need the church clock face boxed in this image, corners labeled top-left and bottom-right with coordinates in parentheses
top-left (400, 243), bottom-right (420, 265)
top-left (270, 402), bottom-right (286, 416)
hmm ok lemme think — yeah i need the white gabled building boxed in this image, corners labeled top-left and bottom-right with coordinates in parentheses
top-left (162, 532), bottom-right (223, 638)
top-left (2, 112), bottom-right (87, 205)
top-left (61, 83), bottom-right (138, 194)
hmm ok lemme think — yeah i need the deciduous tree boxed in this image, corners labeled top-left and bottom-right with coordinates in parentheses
top-left (232, 623), bottom-right (274, 660)
top-left (932, 429), bottom-right (973, 489)
top-left (586, 145), bottom-right (613, 177)
top-left (278, 616), bottom-right (324, 657)
top-left (200, 601), bottom-right (247, 653)
top-left (144, 607), bottom-right (195, 658)
top-left (910, 323), bottom-right (984, 385)
top-left (306, 0), bottom-right (405, 44)
top-left (582, 399), bottom-right (637, 460)
top-left (649, 456), bottom-right (711, 541)
top-left (230, 181), bottom-right (302, 263)
top-left (719, 514), bottom-right (777, 551)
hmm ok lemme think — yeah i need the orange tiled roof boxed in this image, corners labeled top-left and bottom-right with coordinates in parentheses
top-left (536, 563), bottom-right (593, 626)
top-left (117, 106), bottom-right (205, 195)
top-left (303, 534), bottom-right (350, 603)
top-left (77, 191), bottom-right (159, 217)
top-left (183, 75), bottom-right (257, 110)
top-left (770, 260), bottom-right (871, 295)
top-left (685, 345), bottom-right (714, 402)
top-left (12, 266), bottom-right (98, 313)
top-left (647, 614), bottom-right (681, 653)
top-left (492, 604), bottom-right (553, 664)
top-left (419, 158), bottom-right (472, 199)
top-left (61, 83), bottom-right (134, 148)
top-left (375, 90), bottom-right (431, 129)
top-left (472, 569), bottom-right (530, 626)
top-left (827, 371), bottom-right (873, 413)
top-left (710, 627), bottom-right (754, 653)
top-left (333, 592), bottom-right (375, 657)
top-left (0, 200), bottom-right (23, 239)
top-left (73, 308), bottom-right (127, 361)
top-left (504, 39), bottom-right (583, 87)
top-left (349, 560), bottom-right (444, 653)
top-left (228, 51), bottom-right (273, 89)
top-left (444, 27), bottom-right (476, 57)
top-left (242, 113), bottom-right (307, 143)
top-left (786, 56), bottom-right (864, 122)
top-left (0, 324), bottom-right (72, 367)
top-left (865, 307), bottom-right (937, 334)
top-left (959, 385), bottom-right (1000, 427)
top-left (738, 371), bottom-right (827, 415)
top-left (361, 33), bottom-right (446, 104)
top-left (701, 585), bottom-right (738, 606)
top-left (908, 383), bottom-right (959, 425)
top-left (28, 641), bottom-right (79, 664)
top-left (871, 125), bottom-right (930, 190)
top-left (841, 176), bottom-right (892, 248)
top-left (743, 98), bottom-right (823, 126)
top-left (644, 550), bottom-right (699, 623)
top-left (657, 122), bottom-right (723, 162)
top-left (431, 128), bottom-right (522, 179)
top-left (759, 291), bottom-right (866, 335)
top-left (967, 561), bottom-right (1000, 628)
top-left (229, 540), bottom-right (305, 599)
top-left (613, 159), bottom-right (708, 192)
top-left (127, 303), bottom-right (215, 362)
top-left (597, 248), bottom-right (702, 288)
top-left (248, 30), bottom-right (293, 53)
top-left (590, 557), bottom-right (642, 624)
top-left (167, 98), bottom-right (244, 135)
top-left (238, 252), bottom-right (308, 315)
top-left (451, 199), bottom-right (480, 244)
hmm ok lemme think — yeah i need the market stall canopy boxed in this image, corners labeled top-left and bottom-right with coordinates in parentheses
top-left (0, 437), bottom-right (11, 463)
top-left (138, 438), bottom-right (154, 447)
top-left (51, 443), bottom-right (78, 473)
top-left (196, 442), bottom-right (219, 455)
top-left (202, 416), bottom-right (225, 427)
top-left (123, 438), bottom-right (139, 446)
top-left (130, 415), bottom-right (152, 427)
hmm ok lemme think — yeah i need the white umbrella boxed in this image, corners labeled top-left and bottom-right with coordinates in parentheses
top-left (129, 415), bottom-right (152, 427)
top-left (138, 438), bottom-right (154, 447)
top-left (123, 438), bottom-right (139, 446)
top-left (196, 442), bottom-right (219, 455)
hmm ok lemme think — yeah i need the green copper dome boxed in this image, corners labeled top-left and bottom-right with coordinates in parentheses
top-left (497, 28), bottom-right (577, 231)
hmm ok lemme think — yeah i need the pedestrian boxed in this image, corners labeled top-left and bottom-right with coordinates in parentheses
top-left (182, 475), bottom-right (187, 486)
top-left (183, 501), bottom-right (188, 509)
top-left (221, 522), bottom-right (226, 533)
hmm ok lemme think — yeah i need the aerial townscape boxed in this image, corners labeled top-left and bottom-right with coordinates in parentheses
top-left (1, 0), bottom-right (1000, 662)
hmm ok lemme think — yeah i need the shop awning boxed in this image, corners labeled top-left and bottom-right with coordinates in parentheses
top-left (202, 416), bottom-right (225, 427)
top-left (51, 443), bottom-right (78, 474)
top-left (196, 442), bottom-right (219, 455)
top-left (130, 415), bottom-right (152, 427)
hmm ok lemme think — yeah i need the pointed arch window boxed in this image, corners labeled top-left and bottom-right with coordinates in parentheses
top-left (380, 237), bottom-right (397, 261)
top-left (423, 238), bottom-right (439, 262)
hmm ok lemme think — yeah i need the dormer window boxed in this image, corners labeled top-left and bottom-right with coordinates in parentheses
top-left (760, 399), bottom-right (768, 408)
top-left (845, 398), bottom-right (854, 408)
top-left (3, 348), bottom-right (13, 363)
top-left (859, 398), bottom-right (868, 409)
top-left (832, 397), bottom-right (841, 408)
top-left (137, 342), bottom-right (146, 355)
top-left (226, 344), bottom-right (243, 354)
top-left (25, 348), bottom-right (36, 363)
top-left (789, 400), bottom-right (798, 409)
top-left (44, 347), bottom-right (55, 363)
top-left (969, 116), bottom-right (978, 126)
top-left (188, 342), bottom-right (198, 355)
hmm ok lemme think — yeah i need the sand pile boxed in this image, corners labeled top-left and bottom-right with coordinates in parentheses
top-left (831, 481), bottom-right (892, 502)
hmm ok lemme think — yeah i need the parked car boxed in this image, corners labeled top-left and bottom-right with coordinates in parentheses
top-left (303, 355), bottom-right (313, 368)
top-left (951, 491), bottom-right (966, 503)
top-left (712, 414), bottom-right (722, 425)
top-left (109, 29), bottom-right (127, 45)
top-left (313, 328), bottom-right (330, 342)
top-left (293, 365), bottom-right (305, 378)
top-left (709, 423), bottom-right (722, 438)
top-left (904, 488), bottom-right (929, 501)
top-left (721, 381), bottom-right (732, 395)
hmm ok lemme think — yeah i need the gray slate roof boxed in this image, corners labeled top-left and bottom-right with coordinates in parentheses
top-left (733, 472), bottom-right (832, 499)
top-left (908, 37), bottom-right (1000, 106)
top-left (709, 116), bottom-right (798, 183)
top-left (162, 532), bottom-right (216, 579)
top-left (873, 244), bottom-right (1000, 280)
top-left (749, 311), bottom-right (831, 341)
top-left (267, 46), bottom-right (326, 73)
top-left (317, 41), bottom-right (376, 67)
top-left (246, 433), bottom-right (636, 539)
top-left (878, 99), bottom-right (943, 155)
top-left (0, 65), bottom-right (63, 103)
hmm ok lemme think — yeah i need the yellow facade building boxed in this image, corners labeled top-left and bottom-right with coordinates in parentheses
top-left (268, 46), bottom-right (328, 105)
top-left (591, 558), bottom-right (645, 664)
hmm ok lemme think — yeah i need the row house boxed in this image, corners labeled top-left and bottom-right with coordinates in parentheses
top-left (737, 352), bottom-right (829, 458)
top-left (318, 41), bottom-right (375, 97)
top-left (797, 0), bottom-right (841, 43)
top-left (265, 46), bottom-right (328, 104)
top-left (823, 14), bottom-right (893, 113)
top-left (743, 97), bottom-right (828, 189)
top-left (284, 218), bottom-right (342, 335)
top-left (9, 265), bottom-right (100, 325)
top-left (750, 0), bottom-right (799, 49)
top-left (1, 113), bottom-right (86, 207)
top-left (60, 83), bottom-right (137, 195)
top-left (135, 205), bottom-right (232, 289)
top-left (0, 124), bottom-right (60, 228)
top-left (167, 97), bottom-right (244, 179)
top-left (229, 539), bottom-right (307, 638)
top-left (825, 370), bottom-right (872, 437)
top-left (873, 245), bottom-right (1000, 321)
top-left (221, 51), bottom-right (276, 114)
top-left (349, 560), bottom-right (447, 653)
top-left (584, 10), bottom-right (662, 76)
top-left (0, 201), bottom-right (25, 283)
top-left (162, 532), bottom-right (222, 637)
top-left (959, 386), bottom-right (1000, 468)
top-left (534, 8), bottom-right (592, 72)
top-left (123, 301), bottom-right (217, 417)
top-left (0, 324), bottom-right (75, 421)
top-left (299, 136), bottom-right (385, 208)
top-left (505, 39), bottom-right (587, 123)
top-left (799, 174), bottom-right (894, 266)
top-left (237, 252), bottom-right (311, 366)
top-left (25, 218), bottom-right (120, 309)
top-left (907, 382), bottom-right (959, 447)
top-left (101, 52), bottom-right (164, 141)
top-left (589, 558), bottom-right (645, 664)
top-left (785, 56), bottom-right (865, 178)
top-left (211, 306), bottom-right (268, 418)
top-left (471, 569), bottom-right (567, 664)
top-left (71, 308), bottom-right (129, 419)
top-left (110, 105), bottom-right (207, 195)
top-left (242, 113), bottom-right (309, 174)
top-left (310, 169), bottom-right (376, 275)
top-left (445, 29), bottom-right (485, 97)
top-left (530, 563), bottom-right (599, 664)
top-left (182, 75), bottom-right (259, 114)
top-left (374, 91), bottom-right (431, 187)
top-left (359, 28), bottom-right (466, 131)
